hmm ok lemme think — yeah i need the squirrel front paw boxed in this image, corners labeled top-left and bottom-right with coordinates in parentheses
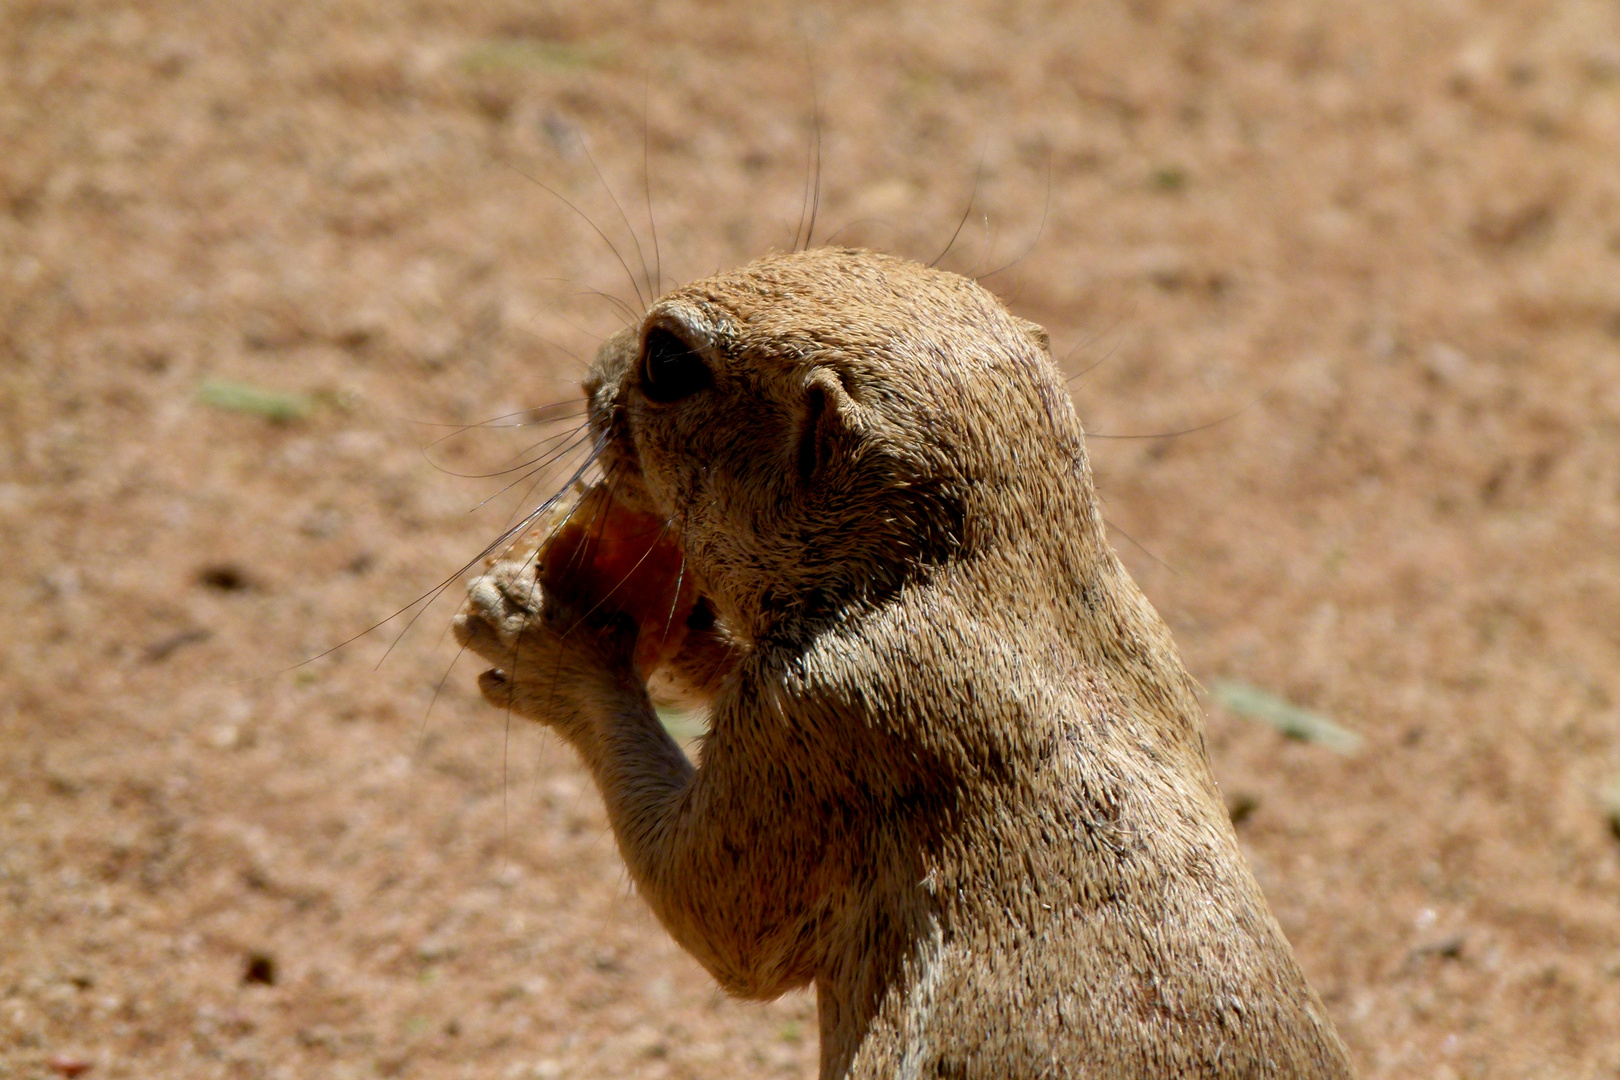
top-left (453, 556), bottom-right (638, 721)
top-left (453, 557), bottom-right (543, 710)
top-left (454, 558), bottom-right (542, 659)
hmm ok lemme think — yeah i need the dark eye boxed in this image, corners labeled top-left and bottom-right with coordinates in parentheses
top-left (640, 328), bottom-right (711, 404)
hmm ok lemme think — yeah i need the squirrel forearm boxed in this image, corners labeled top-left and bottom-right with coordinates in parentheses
top-left (555, 686), bottom-right (817, 998)
top-left (569, 693), bottom-right (695, 865)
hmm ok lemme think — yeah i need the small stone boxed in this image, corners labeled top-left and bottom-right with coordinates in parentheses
top-left (242, 952), bottom-right (276, 985)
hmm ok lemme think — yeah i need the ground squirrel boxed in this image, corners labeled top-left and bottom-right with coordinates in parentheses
top-left (453, 247), bottom-right (1355, 1078)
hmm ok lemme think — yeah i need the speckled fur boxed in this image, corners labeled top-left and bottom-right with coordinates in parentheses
top-left (453, 248), bottom-right (1355, 1078)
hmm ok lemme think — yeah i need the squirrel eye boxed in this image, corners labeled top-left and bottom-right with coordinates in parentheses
top-left (640, 328), bottom-right (711, 404)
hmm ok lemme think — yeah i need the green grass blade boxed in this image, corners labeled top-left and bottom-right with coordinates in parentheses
top-left (197, 378), bottom-right (312, 422)
top-left (1212, 679), bottom-right (1363, 755)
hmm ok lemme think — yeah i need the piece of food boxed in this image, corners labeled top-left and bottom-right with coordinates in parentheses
top-left (534, 485), bottom-right (698, 679)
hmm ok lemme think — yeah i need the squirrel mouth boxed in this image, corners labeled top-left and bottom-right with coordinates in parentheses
top-left (537, 484), bottom-right (699, 680)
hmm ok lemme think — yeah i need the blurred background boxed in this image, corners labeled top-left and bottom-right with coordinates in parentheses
top-left (3, 1), bottom-right (1619, 1077)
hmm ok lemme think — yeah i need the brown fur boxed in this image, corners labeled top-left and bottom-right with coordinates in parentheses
top-left (453, 248), bottom-right (1355, 1078)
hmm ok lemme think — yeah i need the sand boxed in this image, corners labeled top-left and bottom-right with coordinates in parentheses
top-left (3, 1), bottom-right (1620, 1076)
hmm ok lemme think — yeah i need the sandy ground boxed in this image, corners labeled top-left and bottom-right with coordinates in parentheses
top-left (4, 1), bottom-right (1620, 1077)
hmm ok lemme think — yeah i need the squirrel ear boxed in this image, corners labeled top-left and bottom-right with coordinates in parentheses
top-left (796, 368), bottom-right (854, 487)
top-left (1012, 317), bottom-right (1050, 353)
